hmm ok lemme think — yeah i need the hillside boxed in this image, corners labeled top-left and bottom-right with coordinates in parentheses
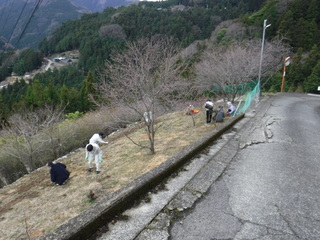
top-left (70, 0), bottom-right (137, 12)
top-left (0, 106), bottom-right (229, 239)
top-left (0, 50), bottom-right (80, 89)
top-left (0, 0), bottom-right (143, 51)
top-left (0, 0), bottom-right (88, 50)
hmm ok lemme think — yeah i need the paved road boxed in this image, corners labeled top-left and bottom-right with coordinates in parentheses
top-left (44, 58), bottom-right (53, 71)
top-left (169, 93), bottom-right (320, 240)
top-left (96, 93), bottom-right (320, 240)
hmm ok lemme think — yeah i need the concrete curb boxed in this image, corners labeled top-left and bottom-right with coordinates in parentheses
top-left (38, 114), bottom-right (245, 240)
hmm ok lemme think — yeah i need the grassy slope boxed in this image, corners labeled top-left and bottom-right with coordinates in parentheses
top-left (0, 108), bottom-right (229, 239)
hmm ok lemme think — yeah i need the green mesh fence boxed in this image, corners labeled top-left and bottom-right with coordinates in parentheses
top-left (212, 81), bottom-right (258, 94)
top-left (234, 81), bottom-right (260, 116)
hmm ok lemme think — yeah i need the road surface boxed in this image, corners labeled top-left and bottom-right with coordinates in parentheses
top-left (169, 93), bottom-right (320, 240)
top-left (95, 93), bottom-right (320, 240)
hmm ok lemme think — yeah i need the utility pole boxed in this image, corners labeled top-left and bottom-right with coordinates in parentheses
top-left (257, 19), bottom-right (271, 102)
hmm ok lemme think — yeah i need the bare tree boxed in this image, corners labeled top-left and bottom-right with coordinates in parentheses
top-left (98, 24), bottom-right (127, 40)
top-left (196, 39), bottom-right (290, 102)
top-left (96, 36), bottom-right (192, 154)
top-left (260, 38), bottom-right (292, 86)
top-left (3, 105), bottom-right (65, 172)
top-left (39, 105), bottom-right (66, 159)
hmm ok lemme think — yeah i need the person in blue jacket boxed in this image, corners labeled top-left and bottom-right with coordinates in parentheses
top-left (48, 162), bottom-right (70, 185)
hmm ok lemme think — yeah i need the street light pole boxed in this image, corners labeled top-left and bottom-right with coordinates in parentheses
top-left (257, 19), bottom-right (271, 102)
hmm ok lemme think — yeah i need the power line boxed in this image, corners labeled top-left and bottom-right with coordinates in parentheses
top-left (0, 0), bottom-right (10, 31)
top-left (0, 0), bottom-right (15, 39)
top-left (0, 0), bottom-right (43, 68)
top-left (5, 0), bottom-right (30, 49)
top-left (15, 0), bottom-right (44, 49)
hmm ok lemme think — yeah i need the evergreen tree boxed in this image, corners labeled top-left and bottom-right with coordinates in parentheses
top-left (287, 45), bottom-right (320, 90)
top-left (79, 71), bottom-right (96, 112)
top-left (59, 84), bottom-right (70, 108)
top-left (278, 0), bottom-right (320, 51)
top-left (44, 81), bottom-right (60, 105)
top-left (306, 0), bottom-right (320, 21)
top-left (24, 80), bottom-right (47, 110)
top-left (66, 88), bottom-right (81, 113)
top-left (304, 45), bottom-right (320, 74)
top-left (286, 48), bottom-right (304, 90)
top-left (304, 60), bottom-right (320, 93)
top-left (0, 94), bottom-right (10, 124)
top-left (12, 49), bottom-right (43, 75)
top-left (1, 80), bottom-right (28, 111)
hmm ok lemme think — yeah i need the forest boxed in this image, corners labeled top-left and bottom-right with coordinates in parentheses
top-left (1, 0), bottom-right (319, 119)
top-left (0, 0), bottom-right (319, 119)
top-left (0, 0), bottom-right (320, 185)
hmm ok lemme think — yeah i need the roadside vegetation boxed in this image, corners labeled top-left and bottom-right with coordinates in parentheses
top-left (0, 103), bottom-right (228, 240)
top-left (0, 33), bottom-right (289, 186)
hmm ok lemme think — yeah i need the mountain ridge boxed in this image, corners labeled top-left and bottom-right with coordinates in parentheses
top-left (70, 0), bottom-right (138, 12)
top-left (0, 0), bottom-right (136, 50)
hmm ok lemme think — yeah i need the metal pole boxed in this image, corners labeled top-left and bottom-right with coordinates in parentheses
top-left (257, 19), bottom-right (270, 102)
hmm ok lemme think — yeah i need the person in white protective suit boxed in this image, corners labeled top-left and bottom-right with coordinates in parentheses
top-left (89, 132), bottom-right (108, 145)
top-left (86, 132), bottom-right (108, 174)
top-left (85, 143), bottom-right (103, 174)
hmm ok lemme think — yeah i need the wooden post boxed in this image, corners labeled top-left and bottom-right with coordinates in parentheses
top-left (281, 57), bottom-right (286, 92)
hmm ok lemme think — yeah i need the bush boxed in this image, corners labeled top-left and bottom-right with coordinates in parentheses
top-left (0, 106), bottom-right (140, 187)
top-left (65, 111), bottom-right (83, 120)
top-left (0, 152), bottom-right (28, 185)
top-left (295, 84), bottom-right (304, 93)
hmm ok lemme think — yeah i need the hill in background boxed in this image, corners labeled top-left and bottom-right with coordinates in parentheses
top-left (0, 0), bottom-right (138, 50)
top-left (0, 0), bottom-right (87, 49)
top-left (70, 0), bottom-right (138, 12)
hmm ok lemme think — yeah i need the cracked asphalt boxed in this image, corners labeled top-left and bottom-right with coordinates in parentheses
top-left (168, 93), bottom-right (320, 240)
top-left (97, 93), bottom-right (320, 240)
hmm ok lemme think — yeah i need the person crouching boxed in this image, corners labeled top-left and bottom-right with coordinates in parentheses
top-left (47, 162), bottom-right (70, 186)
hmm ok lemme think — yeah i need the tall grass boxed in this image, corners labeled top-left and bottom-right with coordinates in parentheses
top-left (0, 108), bottom-right (134, 187)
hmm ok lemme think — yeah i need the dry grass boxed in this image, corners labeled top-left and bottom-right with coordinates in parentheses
top-left (0, 109), bottom-right (228, 240)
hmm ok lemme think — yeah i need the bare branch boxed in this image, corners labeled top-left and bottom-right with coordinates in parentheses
top-left (99, 24), bottom-right (127, 40)
top-left (3, 105), bottom-right (66, 172)
top-left (196, 39), bottom-right (291, 102)
top-left (97, 36), bottom-right (192, 153)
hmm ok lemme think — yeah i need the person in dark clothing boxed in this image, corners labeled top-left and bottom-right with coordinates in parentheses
top-left (204, 99), bottom-right (214, 124)
top-left (48, 162), bottom-right (70, 185)
top-left (214, 106), bottom-right (225, 122)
